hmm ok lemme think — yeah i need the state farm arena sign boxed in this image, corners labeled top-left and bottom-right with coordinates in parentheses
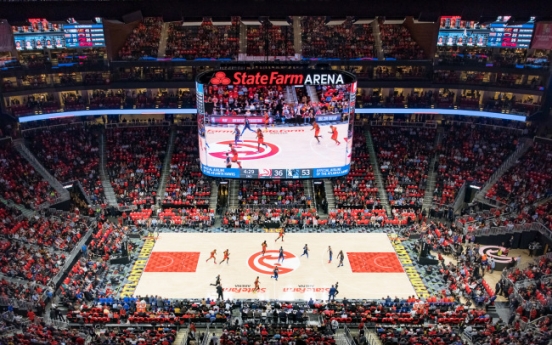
top-left (196, 69), bottom-right (356, 86)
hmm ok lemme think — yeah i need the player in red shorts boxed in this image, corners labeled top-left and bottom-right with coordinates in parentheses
top-left (311, 121), bottom-right (322, 143)
top-left (256, 129), bottom-right (268, 152)
top-left (206, 249), bottom-right (217, 264)
top-left (263, 112), bottom-right (270, 131)
top-left (261, 240), bottom-right (267, 256)
top-left (219, 249), bottom-right (230, 265)
top-left (275, 228), bottom-right (285, 242)
top-left (329, 125), bottom-right (341, 145)
top-left (253, 276), bottom-right (261, 292)
top-left (228, 144), bottom-right (242, 168)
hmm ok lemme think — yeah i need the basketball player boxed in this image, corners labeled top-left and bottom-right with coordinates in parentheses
top-left (241, 117), bottom-right (256, 136)
top-left (261, 240), bottom-right (267, 256)
top-left (225, 153), bottom-right (232, 168)
top-left (263, 112), bottom-right (270, 131)
top-left (329, 125), bottom-right (341, 145)
top-left (253, 276), bottom-right (261, 292)
top-left (311, 121), bottom-right (322, 143)
top-left (270, 266), bottom-right (279, 281)
top-left (233, 125), bottom-right (242, 146)
top-left (228, 144), bottom-right (242, 168)
top-left (278, 246), bottom-right (285, 263)
top-left (337, 250), bottom-right (344, 267)
top-left (301, 244), bottom-right (309, 258)
top-left (220, 249), bottom-right (230, 265)
top-left (328, 246), bottom-right (333, 263)
top-left (210, 274), bottom-right (221, 286)
top-left (334, 281), bottom-right (340, 296)
top-left (206, 249), bottom-right (217, 264)
top-left (275, 228), bottom-right (285, 242)
top-left (256, 128), bottom-right (268, 152)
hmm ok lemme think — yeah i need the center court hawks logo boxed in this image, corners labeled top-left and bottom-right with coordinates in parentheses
top-left (210, 71), bottom-right (231, 85)
top-left (209, 140), bottom-right (279, 160)
top-left (248, 250), bottom-right (300, 275)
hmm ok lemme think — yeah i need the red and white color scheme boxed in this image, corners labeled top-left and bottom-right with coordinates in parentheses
top-left (200, 122), bottom-right (352, 169)
top-left (133, 233), bottom-right (416, 300)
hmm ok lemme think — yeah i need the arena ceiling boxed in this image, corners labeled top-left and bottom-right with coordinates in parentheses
top-left (1, 0), bottom-right (551, 22)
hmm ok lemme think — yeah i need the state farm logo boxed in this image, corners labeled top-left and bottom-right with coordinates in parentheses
top-left (210, 71), bottom-right (231, 85)
top-left (208, 140), bottom-right (279, 160)
top-left (248, 250), bottom-right (300, 275)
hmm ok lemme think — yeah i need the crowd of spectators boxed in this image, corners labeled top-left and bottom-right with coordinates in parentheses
top-left (332, 131), bottom-right (379, 208)
top-left (205, 84), bottom-right (285, 116)
top-left (371, 126), bottom-right (435, 207)
top-left (433, 123), bottom-right (522, 206)
top-left (301, 17), bottom-right (375, 59)
top-left (503, 255), bottom-right (552, 320)
top-left (379, 24), bottom-right (424, 60)
top-left (467, 321), bottom-right (550, 345)
top-left (238, 180), bottom-right (308, 207)
top-left (247, 23), bottom-right (295, 57)
top-left (163, 127), bottom-right (211, 207)
top-left (165, 18), bottom-right (240, 60)
top-left (7, 94), bottom-right (60, 117)
top-left (222, 207), bottom-right (318, 229)
top-left (0, 323), bottom-right (89, 345)
top-left (314, 84), bottom-right (353, 114)
top-left (0, 142), bottom-right (59, 208)
top-left (436, 47), bottom-right (550, 70)
top-left (118, 17), bottom-right (163, 60)
top-left (24, 124), bottom-right (106, 206)
top-left (0, 238), bottom-right (64, 284)
top-left (376, 325), bottom-right (464, 345)
top-left (484, 142), bottom-right (552, 220)
top-left (1, 206), bottom-right (90, 251)
top-left (106, 126), bottom-right (170, 207)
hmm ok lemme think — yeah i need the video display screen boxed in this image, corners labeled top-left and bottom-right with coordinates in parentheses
top-left (437, 16), bottom-right (535, 49)
top-left (13, 18), bottom-right (105, 50)
top-left (196, 69), bottom-right (357, 179)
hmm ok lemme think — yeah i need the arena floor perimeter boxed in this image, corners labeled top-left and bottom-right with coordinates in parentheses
top-left (133, 233), bottom-right (417, 300)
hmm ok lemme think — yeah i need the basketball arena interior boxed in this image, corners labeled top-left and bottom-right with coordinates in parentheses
top-left (0, 0), bottom-right (552, 344)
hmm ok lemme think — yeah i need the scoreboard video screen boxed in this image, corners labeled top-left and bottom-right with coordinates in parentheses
top-left (13, 18), bottom-right (106, 51)
top-left (196, 69), bottom-right (357, 179)
top-left (437, 16), bottom-right (535, 49)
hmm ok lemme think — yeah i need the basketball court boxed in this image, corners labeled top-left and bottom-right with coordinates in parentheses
top-left (199, 122), bottom-right (353, 170)
top-left (133, 233), bottom-right (417, 300)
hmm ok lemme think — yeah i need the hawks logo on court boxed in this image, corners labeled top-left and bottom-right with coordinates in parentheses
top-left (208, 140), bottom-right (279, 160)
top-left (248, 250), bottom-right (300, 275)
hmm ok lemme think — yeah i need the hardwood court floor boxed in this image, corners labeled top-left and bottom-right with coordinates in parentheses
top-left (134, 233), bottom-right (417, 300)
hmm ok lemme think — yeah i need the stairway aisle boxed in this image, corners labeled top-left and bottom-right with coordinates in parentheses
top-left (304, 179), bottom-right (316, 212)
top-left (422, 127), bottom-right (444, 213)
top-left (364, 130), bottom-right (392, 216)
top-left (473, 137), bottom-right (534, 205)
top-left (228, 180), bottom-right (239, 209)
top-left (12, 139), bottom-right (70, 206)
top-left (156, 127), bottom-right (177, 206)
top-left (209, 180), bottom-right (219, 211)
top-left (371, 18), bottom-right (385, 60)
top-left (306, 85), bottom-right (320, 104)
top-left (323, 179), bottom-right (336, 214)
top-left (293, 16), bottom-right (302, 56)
top-left (173, 328), bottom-right (188, 345)
top-left (0, 196), bottom-right (35, 218)
top-left (285, 86), bottom-right (296, 104)
top-left (99, 128), bottom-right (120, 209)
top-left (157, 22), bottom-right (170, 58)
